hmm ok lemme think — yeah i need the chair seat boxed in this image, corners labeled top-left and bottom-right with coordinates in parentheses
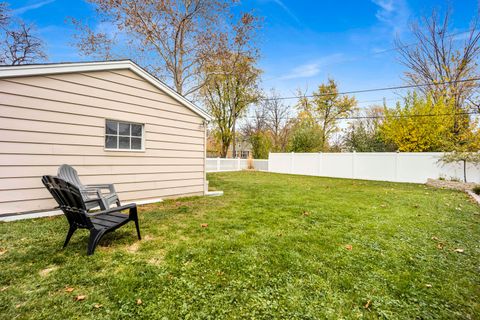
top-left (91, 212), bottom-right (130, 230)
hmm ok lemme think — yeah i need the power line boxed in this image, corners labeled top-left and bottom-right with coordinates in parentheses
top-left (370, 28), bottom-right (476, 56)
top-left (245, 111), bottom-right (480, 121)
top-left (258, 77), bottom-right (480, 101)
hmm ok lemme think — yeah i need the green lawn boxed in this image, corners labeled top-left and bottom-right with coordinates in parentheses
top-left (1, 172), bottom-right (479, 319)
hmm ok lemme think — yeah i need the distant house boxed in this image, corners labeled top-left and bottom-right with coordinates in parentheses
top-left (0, 60), bottom-right (211, 218)
top-left (206, 134), bottom-right (252, 159)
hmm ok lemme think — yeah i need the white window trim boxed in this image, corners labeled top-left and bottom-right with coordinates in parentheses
top-left (104, 119), bottom-right (146, 152)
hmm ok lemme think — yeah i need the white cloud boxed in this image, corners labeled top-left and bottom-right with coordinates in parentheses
top-left (371, 0), bottom-right (410, 35)
top-left (278, 54), bottom-right (345, 80)
top-left (12, 0), bottom-right (56, 15)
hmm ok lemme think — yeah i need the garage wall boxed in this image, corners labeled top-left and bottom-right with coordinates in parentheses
top-left (0, 69), bottom-right (206, 215)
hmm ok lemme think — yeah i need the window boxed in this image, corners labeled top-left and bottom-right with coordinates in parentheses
top-left (105, 120), bottom-right (144, 151)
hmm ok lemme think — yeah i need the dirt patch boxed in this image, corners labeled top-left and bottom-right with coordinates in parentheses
top-left (143, 235), bottom-right (155, 241)
top-left (147, 250), bottom-right (166, 266)
top-left (39, 266), bottom-right (58, 277)
top-left (147, 257), bottom-right (163, 266)
top-left (126, 242), bottom-right (140, 253)
top-left (426, 179), bottom-right (478, 191)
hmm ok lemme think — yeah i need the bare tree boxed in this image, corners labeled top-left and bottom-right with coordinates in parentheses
top-left (70, 18), bottom-right (115, 61)
top-left (396, 9), bottom-right (480, 113)
top-left (0, 2), bottom-right (8, 28)
top-left (1, 22), bottom-right (46, 65)
top-left (73, 0), bottom-right (239, 96)
top-left (0, 2), bottom-right (46, 65)
top-left (262, 89), bottom-right (291, 152)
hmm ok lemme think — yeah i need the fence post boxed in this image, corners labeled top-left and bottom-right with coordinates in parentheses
top-left (217, 157), bottom-right (220, 172)
top-left (290, 152), bottom-right (295, 174)
top-left (237, 157), bottom-right (241, 171)
top-left (268, 152), bottom-right (271, 172)
top-left (394, 151), bottom-right (399, 182)
top-left (352, 151), bottom-right (356, 179)
top-left (317, 152), bottom-right (322, 176)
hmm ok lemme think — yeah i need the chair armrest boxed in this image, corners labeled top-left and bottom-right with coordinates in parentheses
top-left (84, 198), bottom-right (103, 207)
top-left (86, 203), bottom-right (136, 217)
top-left (85, 184), bottom-right (116, 194)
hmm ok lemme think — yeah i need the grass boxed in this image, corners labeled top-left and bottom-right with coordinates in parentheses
top-left (1, 171), bottom-right (480, 319)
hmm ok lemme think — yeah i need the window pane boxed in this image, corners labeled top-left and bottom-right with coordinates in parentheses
top-left (105, 135), bottom-right (117, 149)
top-left (119, 136), bottom-right (130, 149)
top-left (119, 122), bottom-right (130, 136)
top-left (131, 137), bottom-right (142, 150)
top-left (106, 120), bottom-right (117, 134)
top-left (132, 124), bottom-right (142, 137)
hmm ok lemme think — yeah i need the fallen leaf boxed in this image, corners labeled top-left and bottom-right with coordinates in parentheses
top-left (302, 211), bottom-right (310, 216)
top-left (364, 300), bottom-right (371, 309)
top-left (425, 284), bottom-right (432, 288)
top-left (0, 286), bottom-right (7, 292)
top-left (345, 245), bottom-right (353, 251)
top-left (0, 248), bottom-right (7, 255)
top-left (454, 248), bottom-right (464, 253)
top-left (431, 236), bottom-right (439, 241)
top-left (136, 298), bottom-right (143, 305)
top-left (75, 295), bottom-right (86, 302)
top-left (65, 287), bottom-right (74, 293)
top-left (437, 243), bottom-right (444, 250)
top-left (94, 304), bottom-right (102, 309)
top-left (201, 223), bottom-right (208, 228)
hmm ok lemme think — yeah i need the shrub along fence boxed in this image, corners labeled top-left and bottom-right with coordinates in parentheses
top-left (268, 152), bottom-right (480, 184)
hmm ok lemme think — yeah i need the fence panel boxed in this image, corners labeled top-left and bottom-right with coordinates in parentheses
top-left (268, 152), bottom-right (480, 183)
top-left (206, 158), bottom-right (268, 172)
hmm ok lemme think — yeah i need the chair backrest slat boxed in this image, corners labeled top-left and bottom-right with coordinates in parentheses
top-left (42, 175), bottom-right (92, 229)
top-left (58, 164), bottom-right (85, 189)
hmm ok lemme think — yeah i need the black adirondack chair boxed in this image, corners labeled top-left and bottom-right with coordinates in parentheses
top-left (41, 175), bottom-right (141, 255)
top-left (57, 164), bottom-right (120, 210)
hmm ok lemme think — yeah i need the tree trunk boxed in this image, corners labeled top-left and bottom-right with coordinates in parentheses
top-left (220, 142), bottom-right (228, 158)
top-left (463, 160), bottom-right (467, 183)
top-left (232, 120), bottom-right (236, 158)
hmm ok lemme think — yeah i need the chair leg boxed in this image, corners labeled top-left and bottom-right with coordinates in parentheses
top-left (87, 229), bottom-right (104, 256)
top-left (63, 226), bottom-right (77, 248)
top-left (129, 206), bottom-right (141, 240)
top-left (134, 218), bottom-right (141, 240)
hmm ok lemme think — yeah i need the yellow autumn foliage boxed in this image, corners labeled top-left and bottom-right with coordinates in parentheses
top-left (381, 93), bottom-right (459, 152)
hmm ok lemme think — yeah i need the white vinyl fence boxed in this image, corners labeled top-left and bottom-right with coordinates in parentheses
top-left (206, 158), bottom-right (268, 172)
top-left (268, 152), bottom-right (480, 184)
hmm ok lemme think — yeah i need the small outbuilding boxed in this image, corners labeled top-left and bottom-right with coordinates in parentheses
top-left (0, 60), bottom-right (210, 219)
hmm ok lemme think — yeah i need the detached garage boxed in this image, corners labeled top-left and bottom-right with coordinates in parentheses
top-left (0, 60), bottom-right (210, 218)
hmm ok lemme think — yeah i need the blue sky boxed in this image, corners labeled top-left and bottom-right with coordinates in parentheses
top-left (8, 0), bottom-right (480, 108)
